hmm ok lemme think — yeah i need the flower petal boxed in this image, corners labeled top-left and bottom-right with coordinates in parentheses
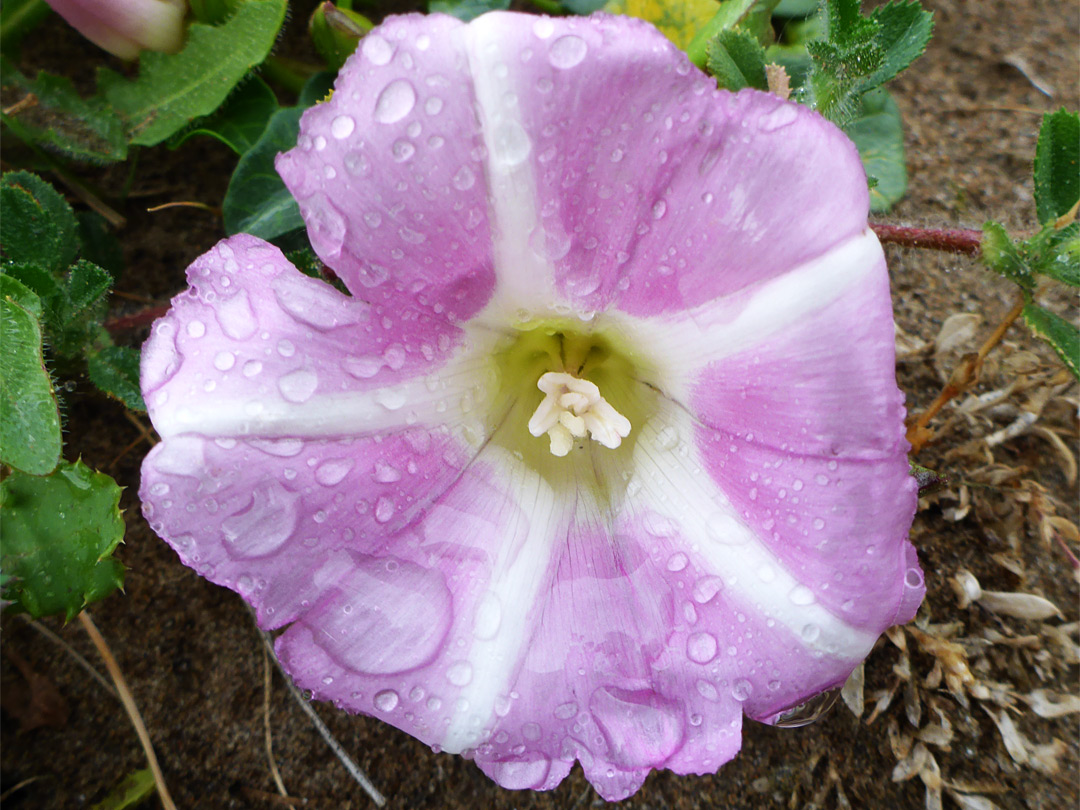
top-left (142, 234), bottom-right (493, 443)
top-left (276, 14), bottom-right (500, 319)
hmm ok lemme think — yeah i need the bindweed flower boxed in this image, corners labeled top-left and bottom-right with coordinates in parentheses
top-left (140, 12), bottom-right (924, 800)
top-left (46, 0), bottom-right (185, 60)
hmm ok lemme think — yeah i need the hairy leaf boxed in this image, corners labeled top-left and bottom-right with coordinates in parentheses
top-left (0, 460), bottom-right (125, 620)
top-left (1034, 108), bottom-right (1080, 225)
top-left (0, 171), bottom-right (78, 273)
top-left (857, 0), bottom-right (934, 93)
top-left (98, 0), bottom-right (288, 147)
top-left (222, 106), bottom-right (305, 239)
top-left (707, 28), bottom-right (769, 91)
top-left (980, 221), bottom-right (1033, 291)
top-left (845, 88), bottom-right (907, 212)
top-left (169, 76), bottom-right (278, 155)
top-left (0, 62), bottom-right (127, 163)
top-left (1022, 304), bottom-right (1079, 379)
top-left (0, 274), bottom-right (61, 475)
top-left (86, 342), bottom-right (146, 412)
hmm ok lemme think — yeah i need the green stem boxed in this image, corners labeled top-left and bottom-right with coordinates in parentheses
top-left (261, 55), bottom-right (317, 97)
top-left (685, 0), bottom-right (757, 68)
top-left (0, 0), bottom-right (50, 52)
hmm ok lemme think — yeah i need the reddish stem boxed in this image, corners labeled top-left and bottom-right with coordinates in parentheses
top-left (870, 223), bottom-right (983, 256)
top-left (104, 304), bottom-right (170, 334)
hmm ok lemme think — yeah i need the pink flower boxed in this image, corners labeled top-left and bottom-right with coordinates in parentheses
top-left (46, 0), bottom-right (185, 59)
top-left (140, 12), bottom-right (923, 800)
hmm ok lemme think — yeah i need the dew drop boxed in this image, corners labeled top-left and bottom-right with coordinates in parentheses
top-left (278, 369), bottom-right (318, 403)
top-left (331, 115), bottom-right (355, 139)
top-left (666, 552), bottom-right (689, 572)
top-left (186, 320), bottom-right (206, 338)
top-left (424, 96), bottom-right (444, 115)
top-left (315, 459), bottom-right (353, 486)
top-left (374, 79), bottom-right (416, 124)
top-left (362, 35), bottom-right (394, 65)
top-left (214, 351), bottom-right (235, 371)
top-left (554, 701), bottom-right (578, 720)
top-left (788, 585), bottom-right (816, 606)
top-left (686, 632), bottom-right (718, 664)
top-left (374, 496), bottom-right (395, 523)
top-left (452, 165), bottom-right (476, 190)
top-left (549, 34), bottom-right (587, 69)
top-left (447, 662), bottom-right (473, 687)
top-left (374, 689), bottom-right (399, 712)
top-left (731, 679), bottom-right (753, 702)
top-left (243, 360), bottom-right (262, 377)
top-left (652, 200), bottom-right (667, 219)
top-left (492, 121), bottom-right (531, 167)
top-left (473, 592), bottom-right (502, 640)
top-left (692, 576), bottom-right (724, 604)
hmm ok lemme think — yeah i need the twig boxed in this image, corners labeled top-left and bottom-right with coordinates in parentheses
top-left (124, 410), bottom-right (157, 446)
top-left (0, 776), bottom-right (45, 803)
top-left (255, 627), bottom-right (387, 807)
top-left (20, 615), bottom-right (118, 700)
top-left (906, 296), bottom-right (1027, 453)
top-left (78, 611), bottom-right (178, 810)
top-left (3, 93), bottom-right (38, 116)
top-left (147, 200), bottom-right (221, 216)
top-left (264, 647), bottom-right (290, 798)
top-left (871, 223), bottom-right (983, 256)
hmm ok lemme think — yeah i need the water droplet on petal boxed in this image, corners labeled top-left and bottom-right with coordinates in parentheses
top-left (549, 35), bottom-right (587, 69)
top-left (692, 576), bottom-right (724, 604)
top-left (686, 632), bottom-right (718, 664)
top-left (492, 121), bottom-right (531, 167)
top-left (186, 320), bottom-right (205, 338)
top-left (278, 369), bottom-right (318, 403)
top-left (222, 480), bottom-right (297, 558)
top-left (473, 592), bottom-right (502, 640)
top-left (315, 459), bottom-right (353, 486)
top-left (452, 165), bottom-right (476, 190)
top-left (374, 79), bottom-right (416, 124)
top-left (331, 115), bottom-right (355, 139)
top-left (788, 585), bottom-right (816, 606)
top-left (731, 679), bottom-right (753, 702)
top-left (374, 689), bottom-right (400, 711)
top-left (532, 17), bottom-right (554, 39)
top-left (554, 701), bottom-right (577, 720)
top-left (447, 661), bottom-right (473, 686)
top-left (362, 35), bottom-right (394, 65)
top-left (666, 552), bottom-right (689, 572)
top-left (214, 351), bottom-right (235, 371)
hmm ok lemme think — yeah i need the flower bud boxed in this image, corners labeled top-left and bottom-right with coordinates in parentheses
top-left (309, 2), bottom-right (372, 71)
top-left (46, 0), bottom-right (186, 60)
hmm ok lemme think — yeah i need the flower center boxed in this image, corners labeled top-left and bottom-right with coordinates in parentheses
top-left (527, 371), bottom-right (632, 456)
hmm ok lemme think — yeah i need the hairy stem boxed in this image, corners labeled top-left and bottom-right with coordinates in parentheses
top-left (871, 223), bottom-right (983, 256)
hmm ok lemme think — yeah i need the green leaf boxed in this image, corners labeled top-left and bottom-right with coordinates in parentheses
top-left (856, 0), bottom-right (933, 93)
top-left (0, 170), bottom-right (78, 273)
top-left (980, 221), bottom-right (1033, 290)
top-left (89, 769), bottom-right (157, 810)
top-left (774, 0), bottom-right (820, 16)
top-left (169, 76), bottom-right (279, 155)
top-left (429, 0), bottom-right (510, 21)
top-left (98, 0), bottom-right (288, 147)
top-left (46, 260), bottom-right (113, 360)
top-left (685, 0), bottom-right (758, 66)
top-left (222, 106), bottom-right (305, 239)
top-left (0, 460), bottom-right (125, 621)
top-left (1033, 108), bottom-right (1080, 225)
top-left (86, 342), bottom-right (146, 412)
top-left (1022, 303), bottom-right (1079, 379)
top-left (0, 62), bottom-right (127, 163)
top-left (844, 88), bottom-right (907, 212)
top-left (297, 71), bottom-right (337, 108)
top-left (707, 29), bottom-right (769, 91)
top-left (1026, 221), bottom-right (1079, 287)
top-left (561, 0), bottom-right (608, 12)
top-left (0, 275), bottom-right (62, 475)
top-left (0, 0), bottom-right (51, 54)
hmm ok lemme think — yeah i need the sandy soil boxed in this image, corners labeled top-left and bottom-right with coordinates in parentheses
top-left (2, 1), bottom-right (1077, 808)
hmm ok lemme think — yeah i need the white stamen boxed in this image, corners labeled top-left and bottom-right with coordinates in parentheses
top-left (528, 371), bottom-right (631, 456)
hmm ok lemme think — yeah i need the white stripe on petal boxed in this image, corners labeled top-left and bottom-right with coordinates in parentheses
top-left (597, 387), bottom-right (878, 662)
top-left (154, 341), bottom-right (500, 444)
top-left (442, 446), bottom-right (563, 753)
top-left (607, 229), bottom-right (885, 402)
top-left (463, 15), bottom-right (557, 318)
